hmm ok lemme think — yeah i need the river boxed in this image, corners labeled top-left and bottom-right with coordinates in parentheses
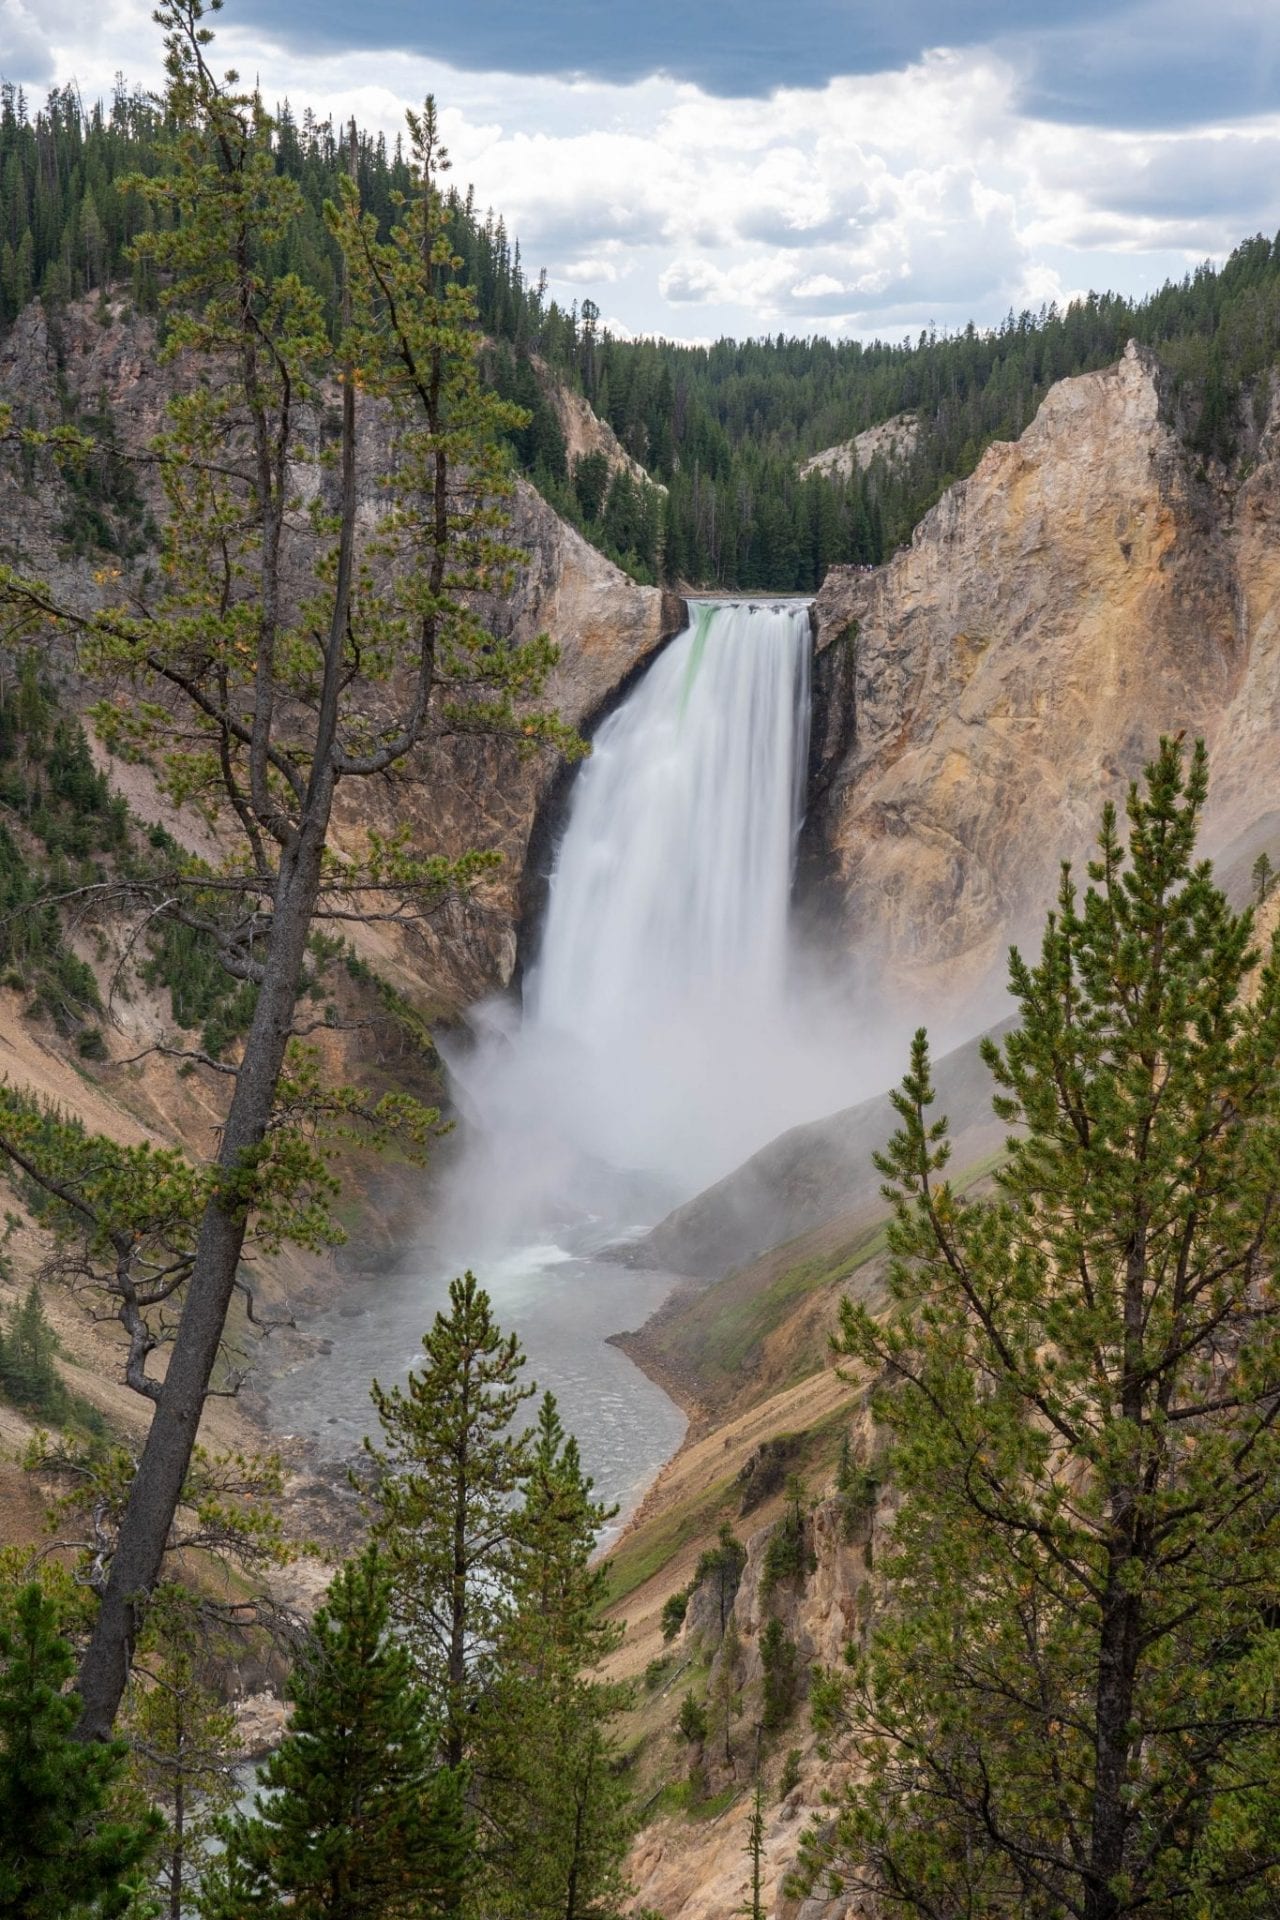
top-left (267, 1239), bottom-right (686, 1543)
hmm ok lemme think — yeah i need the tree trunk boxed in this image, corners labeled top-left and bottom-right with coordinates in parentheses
top-left (1085, 1572), bottom-right (1141, 1920)
top-left (74, 801), bottom-right (333, 1740)
top-left (1085, 1233), bottom-right (1148, 1918)
top-left (563, 1787), bottom-right (585, 1920)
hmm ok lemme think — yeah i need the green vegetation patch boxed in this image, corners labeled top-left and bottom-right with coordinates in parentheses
top-left (0, 1280), bottom-right (107, 1436)
top-left (603, 1471), bottom-right (738, 1608)
top-left (0, 658), bottom-right (119, 1030)
top-left (643, 1219), bottom-right (889, 1405)
top-left (642, 1148), bottom-right (1008, 1416)
top-left (640, 1777), bottom-right (742, 1827)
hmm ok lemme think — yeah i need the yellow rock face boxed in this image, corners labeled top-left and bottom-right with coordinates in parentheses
top-left (809, 342), bottom-right (1280, 1021)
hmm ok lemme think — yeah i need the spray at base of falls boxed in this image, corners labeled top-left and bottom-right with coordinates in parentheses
top-left (443, 599), bottom-right (865, 1258)
top-left (269, 601), bottom-right (877, 1527)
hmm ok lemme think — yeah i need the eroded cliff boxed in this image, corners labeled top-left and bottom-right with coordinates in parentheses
top-left (0, 293), bottom-right (685, 1589)
top-left (806, 341), bottom-right (1280, 1013)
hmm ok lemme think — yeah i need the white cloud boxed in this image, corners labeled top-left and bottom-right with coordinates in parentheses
top-left (659, 258), bottom-right (728, 305)
top-left (6, 11), bottom-right (1277, 344)
top-left (0, 0), bottom-right (56, 83)
top-left (791, 273), bottom-right (845, 299)
top-left (559, 255), bottom-right (629, 285)
top-left (4, 0), bottom-right (160, 95)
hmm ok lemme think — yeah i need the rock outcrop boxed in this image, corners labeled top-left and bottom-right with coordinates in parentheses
top-left (364, 479), bottom-right (684, 1008)
top-left (534, 352), bottom-right (662, 494)
top-left (805, 342), bottom-right (1280, 1014)
top-left (799, 410), bottom-right (918, 481)
top-left (627, 1476), bottom-right (881, 1920)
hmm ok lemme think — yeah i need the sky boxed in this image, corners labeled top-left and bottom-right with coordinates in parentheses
top-left (6, 0), bottom-right (1280, 344)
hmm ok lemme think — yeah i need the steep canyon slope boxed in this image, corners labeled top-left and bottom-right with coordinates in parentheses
top-left (611, 348), bottom-right (1280, 1915)
top-left (629, 341), bottom-right (1280, 1306)
top-left (0, 293), bottom-right (682, 1561)
top-left (806, 340), bottom-right (1280, 1015)
top-left (0, 294), bottom-right (684, 1015)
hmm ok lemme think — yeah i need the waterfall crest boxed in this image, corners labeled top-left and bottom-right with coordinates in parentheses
top-left (445, 600), bottom-right (825, 1250)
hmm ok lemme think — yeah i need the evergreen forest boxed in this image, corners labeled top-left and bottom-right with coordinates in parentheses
top-left (5, 77), bottom-right (1280, 589)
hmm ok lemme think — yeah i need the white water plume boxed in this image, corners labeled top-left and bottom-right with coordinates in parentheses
top-left (441, 599), bottom-right (866, 1255)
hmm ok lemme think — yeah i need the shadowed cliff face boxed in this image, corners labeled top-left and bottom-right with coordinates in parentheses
top-left (805, 341), bottom-right (1280, 1017)
top-left (0, 294), bottom-right (684, 1015)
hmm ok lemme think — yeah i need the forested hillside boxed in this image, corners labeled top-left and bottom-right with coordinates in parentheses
top-left (5, 78), bottom-right (1280, 589)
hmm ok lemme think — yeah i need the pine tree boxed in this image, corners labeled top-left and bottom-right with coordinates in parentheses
top-left (834, 1431), bottom-right (878, 1542)
top-left (602, 468), bottom-right (638, 559)
top-left (740, 1780), bottom-right (766, 1920)
top-left (119, 1589), bottom-right (238, 1920)
top-left (759, 1617), bottom-right (800, 1734)
top-left (659, 1587), bottom-right (689, 1641)
top-left (707, 1612), bottom-right (742, 1767)
top-left (804, 740), bottom-right (1280, 1919)
top-left (677, 1690), bottom-right (708, 1745)
top-left (366, 1272), bottom-right (534, 1768)
top-left (479, 1393), bottom-right (632, 1920)
top-left (0, 1282), bottom-right (69, 1422)
top-left (760, 1477), bottom-right (810, 1597)
top-left (201, 1550), bottom-right (469, 1920)
top-left (693, 1521), bottom-right (747, 1634)
top-left (572, 449), bottom-right (610, 523)
top-left (1, 2), bottom-right (572, 1739)
top-left (0, 1582), bottom-right (159, 1919)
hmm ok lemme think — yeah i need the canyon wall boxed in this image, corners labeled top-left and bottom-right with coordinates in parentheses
top-left (534, 351), bottom-right (662, 495)
top-left (350, 478), bottom-right (684, 1008)
top-left (806, 341), bottom-right (1280, 1015)
top-left (0, 294), bottom-right (684, 1015)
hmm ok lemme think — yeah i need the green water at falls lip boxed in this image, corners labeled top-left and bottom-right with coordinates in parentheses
top-left (677, 599), bottom-right (716, 722)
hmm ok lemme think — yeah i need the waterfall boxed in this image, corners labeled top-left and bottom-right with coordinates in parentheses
top-left (270, 600), bottom-right (842, 1509)
top-left (443, 599), bottom-right (824, 1251)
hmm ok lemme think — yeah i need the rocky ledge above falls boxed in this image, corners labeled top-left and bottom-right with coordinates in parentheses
top-left (803, 339), bottom-right (1280, 1016)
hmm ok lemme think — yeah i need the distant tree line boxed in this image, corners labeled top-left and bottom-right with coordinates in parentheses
top-left (540, 238), bottom-right (1280, 582)
top-left (6, 79), bottom-right (1280, 590)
